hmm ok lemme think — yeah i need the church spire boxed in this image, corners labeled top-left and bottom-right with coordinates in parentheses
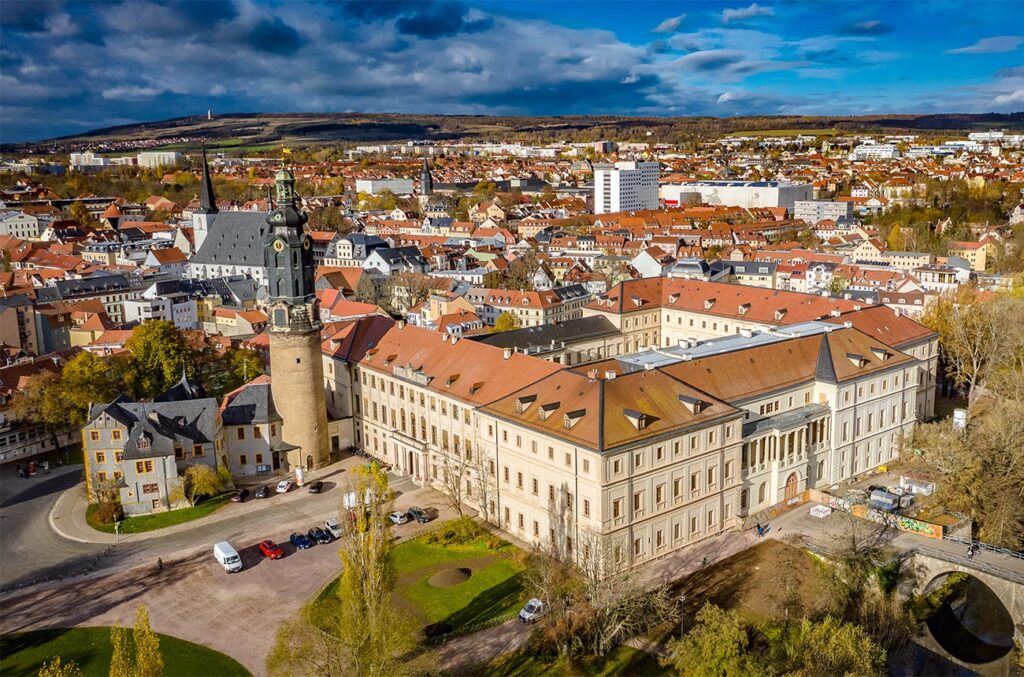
top-left (200, 146), bottom-right (218, 214)
top-left (421, 156), bottom-right (433, 196)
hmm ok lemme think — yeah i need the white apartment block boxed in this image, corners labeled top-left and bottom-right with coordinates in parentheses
top-left (593, 161), bottom-right (659, 214)
top-left (661, 181), bottom-right (812, 212)
top-left (793, 200), bottom-right (853, 225)
top-left (850, 144), bottom-right (901, 161)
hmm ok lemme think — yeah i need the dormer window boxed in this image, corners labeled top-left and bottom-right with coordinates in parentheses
top-left (774, 308), bottom-right (787, 321)
top-left (515, 394), bottom-right (537, 413)
top-left (623, 408), bottom-right (648, 431)
top-left (470, 381), bottom-right (484, 395)
top-left (704, 298), bottom-right (716, 309)
top-left (846, 353), bottom-right (868, 368)
top-left (870, 347), bottom-right (891, 361)
top-left (564, 409), bottom-right (586, 429)
top-left (137, 436), bottom-right (151, 450)
top-left (447, 374), bottom-right (460, 387)
top-left (738, 303), bottom-right (750, 315)
top-left (631, 296), bottom-right (643, 307)
top-left (668, 293), bottom-right (679, 304)
top-left (678, 394), bottom-right (707, 415)
top-left (539, 402), bottom-right (560, 421)
top-left (384, 354), bottom-right (397, 366)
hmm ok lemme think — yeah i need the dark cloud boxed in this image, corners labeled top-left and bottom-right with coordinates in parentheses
top-left (647, 40), bottom-right (672, 55)
top-left (160, 0), bottom-right (238, 24)
top-left (241, 17), bottom-right (304, 55)
top-left (340, 1), bottom-right (421, 21)
top-left (465, 73), bottom-right (661, 113)
top-left (996, 66), bottom-right (1024, 79)
top-left (0, 0), bottom-right (62, 32)
top-left (395, 2), bottom-right (493, 39)
top-left (839, 20), bottom-right (891, 36)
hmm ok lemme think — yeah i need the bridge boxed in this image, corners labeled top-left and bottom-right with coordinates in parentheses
top-left (900, 542), bottom-right (1024, 674)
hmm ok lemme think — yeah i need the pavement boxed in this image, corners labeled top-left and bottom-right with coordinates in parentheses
top-left (0, 455), bottom-right (456, 676)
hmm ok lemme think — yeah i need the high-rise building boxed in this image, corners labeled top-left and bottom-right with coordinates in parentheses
top-left (264, 167), bottom-right (330, 471)
top-left (593, 161), bottom-right (659, 214)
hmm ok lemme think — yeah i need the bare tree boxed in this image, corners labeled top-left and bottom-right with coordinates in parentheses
top-left (471, 446), bottom-right (496, 525)
top-left (437, 448), bottom-right (469, 517)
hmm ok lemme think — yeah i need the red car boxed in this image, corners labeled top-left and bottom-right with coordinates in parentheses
top-left (258, 539), bottom-right (284, 560)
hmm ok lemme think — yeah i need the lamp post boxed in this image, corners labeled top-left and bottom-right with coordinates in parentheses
top-left (114, 520), bottom-right (121, 543)
top-left (678, 594), bottom-right (687, 637)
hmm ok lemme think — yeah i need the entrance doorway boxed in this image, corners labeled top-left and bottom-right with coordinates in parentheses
top-left (306, 454), bottom-right (313, 471)
top-left (784, 472), bottom-right (799, 500)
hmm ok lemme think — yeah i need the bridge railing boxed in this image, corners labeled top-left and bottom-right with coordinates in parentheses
top-left (915, 544), bottom-right (1024, 585)
top-left (942, 535), bottom-right (1024, 562)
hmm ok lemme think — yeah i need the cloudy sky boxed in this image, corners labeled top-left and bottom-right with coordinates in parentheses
top-left (2, 0), bottom-right (1022, 142)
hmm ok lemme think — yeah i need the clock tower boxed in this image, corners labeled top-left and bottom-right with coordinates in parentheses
top-left (264, 167), bottom-right (329, 472)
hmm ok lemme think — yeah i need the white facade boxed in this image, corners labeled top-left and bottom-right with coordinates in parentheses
top-left (593, 161), bottom-right (659, 214)
top-left (850, 144), bottom-right (901, 161)
top-left (123, 297), bottom-right (198, 330)
top-left (355, 178), bottom-right (415, 195)
top-left (793, 200), bottom-right (853, 225)
top-left (661, 181), bottom-right (812, 212)
top-left (0, 211), bottom-right (44, 239)
top-left (137, 152), bottom-right (182, 168)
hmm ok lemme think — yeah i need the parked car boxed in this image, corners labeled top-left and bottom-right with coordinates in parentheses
top-left (289, 532), bottom-right (313, 550)
top-left (307, 527), bottom-right (332, 544)
top-left (259, 539), bottom-right (284, 559)
top-left (276, 480), bottom-right (293, 494)
top-left (324, 517), bottom-right (342, 539)
top-left (519, 598), bottom-right (546, 623)
top-left (407, 506), bottom-right (430, 523)
top-left (255, 485), bottom-right (270, 499)
top-left (307, 480), bottom-right (323, 494)
top-left (389, 510), bottom-right (410, 525)
top-left (213, 541), bottom-right (242, 573)
top-left (230, 488), bottom-right (250, 503)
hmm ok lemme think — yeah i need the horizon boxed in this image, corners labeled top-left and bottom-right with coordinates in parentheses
top-left (2, 0), bottom-right (1023, 143)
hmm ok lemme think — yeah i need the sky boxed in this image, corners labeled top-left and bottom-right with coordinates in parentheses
top-left (1, 0), bottom-right (1023, 142)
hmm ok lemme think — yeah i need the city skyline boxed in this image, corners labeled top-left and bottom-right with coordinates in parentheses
top-left (2, 0), bottom-right (1023, 142)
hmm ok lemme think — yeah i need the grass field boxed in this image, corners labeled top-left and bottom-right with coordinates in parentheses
top-left (0, 628), bottom-right (249, 677)
top-left (315, 524), bottom-right (526, 637)
top-left (86, 494), bottom-right (231, 534)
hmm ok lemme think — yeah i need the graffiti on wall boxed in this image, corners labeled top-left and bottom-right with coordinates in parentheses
top-left (818, 493), bottom-right (943, 539)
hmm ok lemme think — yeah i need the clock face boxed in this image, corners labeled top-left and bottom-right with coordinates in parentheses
top-left (273, 239), bottom-right (285, 253)
top-left (302, 237), bottom-right (312, 250)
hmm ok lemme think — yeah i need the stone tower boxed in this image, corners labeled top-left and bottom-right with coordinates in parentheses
top-left (420, 156), bottom-right (433, 197)
top-left (192, 147), bottom-right (218, 252)
top-left (264, 167), bottom-right (329, 471)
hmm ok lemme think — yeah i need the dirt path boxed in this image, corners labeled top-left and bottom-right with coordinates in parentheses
top-left (434, 617), bottom-right (531, 673)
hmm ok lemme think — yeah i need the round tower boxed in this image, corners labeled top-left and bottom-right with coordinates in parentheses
top-left (264, 167), bottom-right (329, 471)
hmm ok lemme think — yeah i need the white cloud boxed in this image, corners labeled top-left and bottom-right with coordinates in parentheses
top-left (652, 14), bottom-right (686, 33)
top-left (722, 3), bottom-right (774, 24)
top-left (993, 89), bottom-right (1024, 105)
top-left (101, 85), bottom-right (163, 100)
top-left (945, 35), bottom-right (1023, 54)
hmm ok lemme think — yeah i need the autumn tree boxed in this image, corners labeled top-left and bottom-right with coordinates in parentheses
top-left (170, 464), bottom-right (225, 508)
top-left (124, 320), bottom-right (198, 399)
top-left (922, 290), bottom-right (1024, 405)
top-left (334, 462), bottom-right (415, 676)
top-left (504, 249), bottom-right (541, 291)
top-left (9, 370), bottom-right (64, 449)
top-left (784, 616), bottom-right (885, 676)
top-left (490, 311), bottom-right (521, 333)
top-left (108, 605), bottom-right (163, 677)
top-left (38, 657), bottom-right (81, 677)
top-left (661, 603), bottom-right (768, 677)
top-left (60, 351), bottom-right (125, 426)
top-left (219, 348), bottom-right (264, 394)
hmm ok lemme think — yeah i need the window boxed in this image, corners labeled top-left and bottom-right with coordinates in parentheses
top-left (503, 467), bottom-right (509, 483)
top-left (758, 482), bottom-right (766, 503)
top-left (690, 472), bottom-right (698, 493)
top-left (707, 509), bottom-right (716, 527)
top-left (518, 513), bottom-right (524, 529)
top-left (271, 424), bottom-right (276, 437)
top-left (516, 472), bottom-right (523, 489)
top-left (634, 452), bottom-right (643, 469)
top-left (583, 498), bottom-right (591, 517)
top-left (548, 446), bottom-right (554, 460)
top-left (97, 471), bottom-right (107, 482)
top-left (633, 491), bottom-right (643, 511)
top-left (95, 451), bottom-right (106, 464)
top-left (532, 478), bottom-right (539, 495)
top-left (253, 426), bottom-right (262, 439)
top-left (533, 521), bottom-right (539, 537)
top-left (582, 459), bottom-right (590, 473)
top-left (725, 461), bottom-right (733, 480)
top-left (613, 498), bottom-right (623, 518)
top-left (565, 453), bottom-right (572, 468)
top-left (112, 430), bottom-right (122, 441)
top-left (236, 428), bottom-right (245, 440)
top-left (89, 431), bottom-right (100, 441)
top-left (255, 454), bottom-right (263, 464)
top-left (655, 484), bottom-right (664, 505)
top-left (656, 446), bottom-right (664, 461)
top-left (613, 459), bottom-right (621, 474)
top-left (135, 460), bottom-right (154, 473)
top-left (690, 516), bottom-right (698, 534)
top-left (707, 467), bottom-right (716, 487)
top-left (566, 493), bottom-right (573, 510)
top-left (193, 444), bottom-right (204, 457)
top-left (240, 454), bottom-right (248, 465)
top-left (674, 477), bottom-right (682, 499)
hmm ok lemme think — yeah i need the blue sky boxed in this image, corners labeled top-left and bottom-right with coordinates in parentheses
top-left (1, 0), bottom-right (1022, 142)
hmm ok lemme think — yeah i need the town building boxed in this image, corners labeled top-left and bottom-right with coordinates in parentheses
top-left (661, 181), bottom-right (812, 212)
top-left (593, 161), bottom-right (659, 214)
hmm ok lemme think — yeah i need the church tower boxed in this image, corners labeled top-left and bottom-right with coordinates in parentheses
top-left (264, 167), bottom-right (329, 472)
top-left (192, 147), bottom-right (218, 252)
top-left (420, 157), bottom-right (433, 197)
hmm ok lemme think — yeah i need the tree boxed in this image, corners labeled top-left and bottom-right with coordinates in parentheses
top-left (133, 605), bottom-right (163, 677)
top-left (438, 448), bottom-right (469, 517)
top-left (60, 351), bottom-right (124, 427)
top-left (219, 348), bottom-right (264, 394)
top-left (170, 464), bottom-right (224, 508)
top-left (922, 291), bottom-right (1024, 405)
top-left (886, 225), bottom-right (906, 251)
top-left (490, 311), bottom-right (521, 334)
top-left (124, 321), bottom-right (198, 399)
top-left (505, 249), bottom-right (541, 291)
top-left (68, 200), bottom-right (93, 225)
top-left (267, 605), bottom-right (346, 676)
top-left (9, 370), bottom-right (64, 448)
top-left (785, 616), bottom-right (885, 677)
top-left (38, 657), bottom-right (82, 677)
top-left (828, 274), bottom-right (850, 296)
top-left (661, 603), bottom-right (768, 677)
top-left (108, 605), bottom-right (162, 677)
top-left (334, 462), bottom-right (415, 676)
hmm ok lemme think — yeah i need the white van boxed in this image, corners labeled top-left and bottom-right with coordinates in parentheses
top-left (213, 541), bottom-right (242, 573)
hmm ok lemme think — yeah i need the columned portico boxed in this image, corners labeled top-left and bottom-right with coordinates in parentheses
top-left (389, 430), bottom-right (427, 485)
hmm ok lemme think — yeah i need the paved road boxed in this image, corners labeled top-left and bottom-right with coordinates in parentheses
top-left (0, 458), bottom-right (454, 676)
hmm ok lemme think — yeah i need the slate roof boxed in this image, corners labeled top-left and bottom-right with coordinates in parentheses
top-left (220, 375), bottom-right (280, 425)
top-left (473, 316), bottom-right (618, 351)
top-left (190, 211), bottom-right (269, 268)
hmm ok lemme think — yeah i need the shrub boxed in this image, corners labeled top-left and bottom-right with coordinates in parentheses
top-left (93, 501), bottom-right (124, 524)
top-left (427, 516), bottom-right (485, 546)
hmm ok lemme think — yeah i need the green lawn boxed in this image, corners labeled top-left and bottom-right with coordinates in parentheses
top-left (0, 628), bottom-right (249, 677)
top-left (487, 645), bottom-right (666, 677)
top-left (315, 524), bottom-right (526, 637)
top-left (86, 494), bottom-right (231, 534)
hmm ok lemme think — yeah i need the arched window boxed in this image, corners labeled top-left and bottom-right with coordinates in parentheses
top-left (758, 482), bottom-right (766, 503)
top-left (740, 489), bottom-right (748, 510)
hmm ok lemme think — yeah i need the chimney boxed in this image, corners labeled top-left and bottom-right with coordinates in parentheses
top-left (451, 335), bottom-right (460, 345)
top-left (441, 333), bottom-right (450, 342)
top-left (503, 347), bottom-right (512, 360)
top-left (587, 369), bottom-right (598, 379)
top-left (843, 321), bottom-right (853, 328)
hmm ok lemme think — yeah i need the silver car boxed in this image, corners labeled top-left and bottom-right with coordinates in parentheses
top-left (389, 510), bottom-right (410, 525)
